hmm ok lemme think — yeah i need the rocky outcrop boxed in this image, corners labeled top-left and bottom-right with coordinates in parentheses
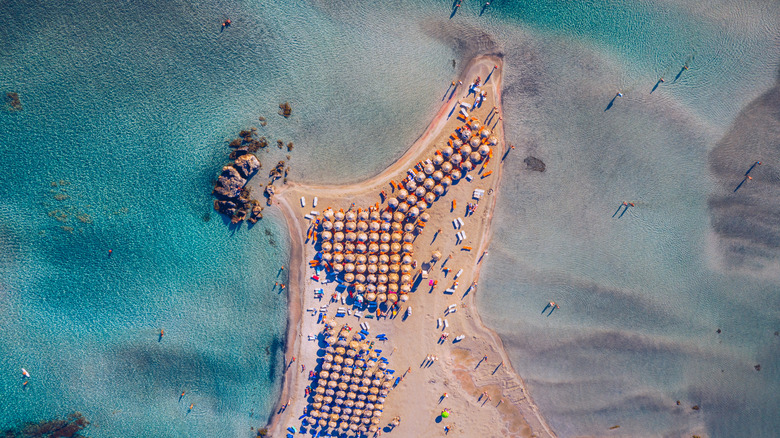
top-left (213, 166), bottom-right (246, 199)
top-left (212, 120), bottom-right (291, 225)
top-left (249, 203), bottom-right (264, 223)
top-left (234, 153), bottom-right (261, 178)
top-left (524, 156), bottom-right (546, 172)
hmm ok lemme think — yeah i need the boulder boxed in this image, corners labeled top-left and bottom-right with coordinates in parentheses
top-left (248, 204), bottom-right (264, 224)
top-left (234, 154), bottom-right (261, 178)
top-left (213, 166), bottom-right (246, 199)
top-left (524, 156), bottom-right (546, 172)
top-left (214, 200), bottom-right (237, 215)
top-left (232, 207), bottom-right (248, 224)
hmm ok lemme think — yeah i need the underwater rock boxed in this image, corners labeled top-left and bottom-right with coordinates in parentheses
top-left (213, 166), bottom-right (246, 199)
top-left (524, 156), bottom-right (546, 172)
top-left (1, 412), bottom-right (89, 437)
top-left (234, 153), bottom-right (261, 178)
top-left (279, 102), bottom-right (292, 118)
top-left (5, 92), bottom-right (22, 111)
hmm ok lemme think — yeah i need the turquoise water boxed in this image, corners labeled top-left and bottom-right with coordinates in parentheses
top-left (1, 0), bottom-right (778, 437)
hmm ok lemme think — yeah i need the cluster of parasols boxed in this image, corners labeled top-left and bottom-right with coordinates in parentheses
top-left (314, 117), bottom-right (496, 306)
top-left (307, 322), bottom-right (395, 434)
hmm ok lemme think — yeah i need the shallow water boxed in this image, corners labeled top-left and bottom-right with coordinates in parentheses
top-left (1, 0), bottom-right (778, 436)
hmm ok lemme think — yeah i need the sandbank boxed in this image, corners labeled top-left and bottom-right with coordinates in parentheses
top-left (264, 55), bottom-right (556, 438)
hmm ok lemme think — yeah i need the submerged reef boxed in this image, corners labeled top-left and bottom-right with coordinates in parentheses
top-left (523, 156), bottom-right (546, 172)
top-left (1, 412), bottom-right (89, 438)
top-left (5, 91), bottom-right (22, 111)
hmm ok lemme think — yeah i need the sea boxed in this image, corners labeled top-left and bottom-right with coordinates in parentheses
top-left (0, 0), bottom-right (778, 437)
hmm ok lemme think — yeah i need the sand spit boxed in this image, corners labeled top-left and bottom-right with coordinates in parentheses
top-left (264, 56), bottom-right (556, 438)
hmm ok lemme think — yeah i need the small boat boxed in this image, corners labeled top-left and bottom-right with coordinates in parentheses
top-left (21, 368), bottom-right (30, 378)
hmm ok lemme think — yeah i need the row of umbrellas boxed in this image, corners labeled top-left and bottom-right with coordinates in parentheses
top-left (313, 117), bottom-right (496, 307)
top-left (307, 323), bottom-right (394, 434)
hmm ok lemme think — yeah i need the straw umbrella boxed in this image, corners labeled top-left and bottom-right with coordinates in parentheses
top-left (381, 211), bottom-right (392, 222)
top-left (442, 146), bottom-right (454, 158)
top-left (433, 154), bottom-right (444, 165)
top-left (347, 391), bottom-right (357, 400)
top-left (406, 180), bottom-right (417, 191)
top-left (469, 137), bottom-right (479, 148)
top-left (319, 419), bottom-right (329, 428)
top-left (415, 171), bottom-right (426, 182)
top-left (424, 163), bottom-right (435, 175)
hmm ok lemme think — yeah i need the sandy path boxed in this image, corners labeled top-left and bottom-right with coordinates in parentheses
top-left (263, 55), bottom-right (557, 438)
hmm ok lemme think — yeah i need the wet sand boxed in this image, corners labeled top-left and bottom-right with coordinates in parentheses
top-left (264, 55), bottom-right (556, 438)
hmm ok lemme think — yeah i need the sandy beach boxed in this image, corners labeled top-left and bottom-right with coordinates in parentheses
top-left (263, 55), bottom-right (556, 438)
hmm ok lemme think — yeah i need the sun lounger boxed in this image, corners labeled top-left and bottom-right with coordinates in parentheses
top-left (454, 335), bottom-right (465, 342)
top-left (304, 214), bottom-right (313, 220)
top-left (444, 319), bottom-right (449, 329)
top-left (452, 218), bottom-right (460, 229)
top-left (437, 318), bottom-right (442, 328)
top-left (455, 269), bottom-right (463, 279)
top-left (444, 288), bottom-right (455, 294)
top-left (459, 108), bottom-right (469, 118)
top-left (313, 197), bottom-right (318, 207)
top-left (465, 174), bottom-right (473, 182)
top-left (310, 210), bottom-right (319, 216)
top-left (300, 197), bottom-right (306, 207)
top-left (456, 217), bottom-right (464, 228)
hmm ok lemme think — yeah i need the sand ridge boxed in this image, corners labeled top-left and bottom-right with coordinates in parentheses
top-left (264, 55), bottom-right (556, 438)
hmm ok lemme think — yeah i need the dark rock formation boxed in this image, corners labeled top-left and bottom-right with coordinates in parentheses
top-left (265, 184), bottom-right (275, 205)
top-left (214, 199), bottom-right (237, 216)
top-left (1, 412), bottom-right (89, 437)
top-left (279, 102), bottom-right (292, 118)
top-left (213, 166), bottom-right (246, 199)
top-left (5, 92), bottom-right (22, 111)
top-left (249, 203), bottom-right (264, 224)
top-left (524, 156), bottom-right (546, 172)
top-left (234, 153), bottom-right (261, 178)
top-left (231, 207), bottom-right (248, 224)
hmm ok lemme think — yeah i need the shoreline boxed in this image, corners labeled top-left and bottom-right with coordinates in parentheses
top-left (264, 55), bottom-right (556, 437)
